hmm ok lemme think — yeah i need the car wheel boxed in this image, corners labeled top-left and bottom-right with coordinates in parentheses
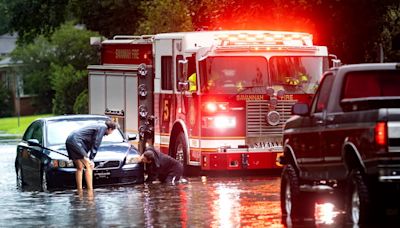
top-left (345, 170), bottom-right (370, 225)
top-left (280, 164), bottom-right (314, 224)
top-left (16, 165), bottom-right (24, 189)
top-left (41, 170), bottom-right (48, 192)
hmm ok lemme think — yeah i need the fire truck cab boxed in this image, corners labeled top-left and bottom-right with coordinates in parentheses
top-left (88, 30), bottom-right (331, 173)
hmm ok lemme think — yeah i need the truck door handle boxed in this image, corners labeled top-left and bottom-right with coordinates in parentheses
top-left (316, 120), bottom-right (323, 124)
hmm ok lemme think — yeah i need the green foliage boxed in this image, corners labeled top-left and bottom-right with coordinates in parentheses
top-left (136, 0), bottom-right (193, 34)
top-left (11, 23), bottom-right (99, 115)
top-left (12, 36), bottom-right (54, 113)
top-left (381, 4), bottom-right (400, 61)
top-left (0, 0), bottom-right (10, 34)
top-left (5, 0), bottom-right (69, 44)
top-left (73, 89), bottom-right (88, 114)
top-left (51, 64), bottom-right (87, 115)
top-left (0, 81), bottom-right (13, 117)
top-left (69, 0), bottom-right (143, 38)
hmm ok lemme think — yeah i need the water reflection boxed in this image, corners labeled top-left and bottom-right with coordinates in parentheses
top-left (1, 143), bottom-right (381, 227)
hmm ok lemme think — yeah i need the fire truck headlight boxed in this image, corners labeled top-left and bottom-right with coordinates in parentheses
top-left (213, 116), bottom-right (236, 128)
top-left (203, 102), bottom-right (229, 113)
top-left (139, 105), bottom-right (148, 118)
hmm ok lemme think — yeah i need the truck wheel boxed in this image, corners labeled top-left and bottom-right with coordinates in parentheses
top-left (281, 164), bottom-right (314, 223)
top-left (345, 170), bottom-right (370, 225)
top-left (172, 132), bottom-right (200, 176)
top-left (173, 132), bottom-right (187, 165)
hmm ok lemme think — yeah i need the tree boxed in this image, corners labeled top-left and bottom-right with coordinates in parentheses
top-left (0, 0), bottom-right (10, 34)
top-left (136, 0), bottom-right (193, 34)
top-left (69, 0), bottom-right (143, 38)
top-left (5, 0), bottom-right (70, 44)
top-left (11, 23), bottom-right (99, 114)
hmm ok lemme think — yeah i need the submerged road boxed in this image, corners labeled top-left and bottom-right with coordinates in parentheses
top-left (0, 142), bottom-right (350, 227)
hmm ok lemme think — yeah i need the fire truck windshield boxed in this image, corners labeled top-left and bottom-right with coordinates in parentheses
top-left (199, 56), bottom-right (269, 94)
top-left (199, 56), bottom-right (323, 94)
top-left (269, 56), bottom-right (322, 94)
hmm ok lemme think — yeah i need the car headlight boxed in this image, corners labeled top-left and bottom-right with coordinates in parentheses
top-left (52, 159), bottom-right (74, 168)
top-left (125, 154), bottom-right (141, 164)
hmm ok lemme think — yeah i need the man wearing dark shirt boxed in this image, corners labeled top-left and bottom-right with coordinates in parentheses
top-left (140, 147), bottom-right (184, 184)
top-left (66, 120), bottom-right (117, 190)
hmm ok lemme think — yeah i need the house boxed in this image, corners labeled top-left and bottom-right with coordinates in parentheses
top-left (0, 34), bottom-right (36, 116)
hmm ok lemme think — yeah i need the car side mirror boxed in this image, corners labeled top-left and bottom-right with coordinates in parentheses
top-left (127, 133), bottom-right (137, 141)
top-left (27, 139), bottom-right (41, 147)
top-left (292, 103), bottom-right (309, 116)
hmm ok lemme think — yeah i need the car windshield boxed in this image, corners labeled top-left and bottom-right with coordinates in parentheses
top-left (269, 56), bottom-right (323, 94)
top-left (199, 56), bottom-right (269, 94)
top-left (46, 119), bottom-right (125, 146)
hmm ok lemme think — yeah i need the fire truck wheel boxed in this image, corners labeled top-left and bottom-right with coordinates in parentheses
top-left (172, 132), bottom-right (187, 166)
top-left (172, 132), bottom-right (199, 176)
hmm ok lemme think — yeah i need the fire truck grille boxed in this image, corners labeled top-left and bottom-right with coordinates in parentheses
top-left (246, 100), bottom-right (296, 137)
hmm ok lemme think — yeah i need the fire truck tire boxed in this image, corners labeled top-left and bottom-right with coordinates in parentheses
top-left (172, 132), bottom-right (199, 176)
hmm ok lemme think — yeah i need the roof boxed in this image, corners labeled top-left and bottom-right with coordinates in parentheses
top-left (0, 33), bottom-right (17, 55)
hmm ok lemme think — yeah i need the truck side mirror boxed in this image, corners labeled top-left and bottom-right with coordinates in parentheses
top-left (292, 103), bottom-right (309, 116)
top-left (329, 54), bottom-right (342, 68)
top-left (178, 59), bottom-right (188, 82)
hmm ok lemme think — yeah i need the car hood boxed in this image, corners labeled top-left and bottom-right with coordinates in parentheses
top-left (48, 142), bottom-right (136, 161)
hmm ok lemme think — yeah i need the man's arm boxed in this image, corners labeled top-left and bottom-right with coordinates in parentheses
top-left (90, 125), bottom-right (107, 160)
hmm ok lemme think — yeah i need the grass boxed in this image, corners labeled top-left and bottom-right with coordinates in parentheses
top-left (0, 114), bottom-right (53, 135)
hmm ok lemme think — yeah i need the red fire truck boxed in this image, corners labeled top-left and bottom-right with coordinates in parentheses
top-left (88, 30), bottom-right (334, 173)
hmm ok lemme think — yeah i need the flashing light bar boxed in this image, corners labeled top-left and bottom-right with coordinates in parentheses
top-left (216, 32), bottom-right (313, 47)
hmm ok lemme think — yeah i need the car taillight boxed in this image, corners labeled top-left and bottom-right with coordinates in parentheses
top-left (375, 122), bottom-right (387, 146)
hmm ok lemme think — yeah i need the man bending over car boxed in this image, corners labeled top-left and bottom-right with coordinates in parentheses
top-left (66, 120), bottom-right (117, 190)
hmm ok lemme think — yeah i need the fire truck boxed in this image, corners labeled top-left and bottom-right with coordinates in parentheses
top-left (88, 30), bottom-right (333, 173)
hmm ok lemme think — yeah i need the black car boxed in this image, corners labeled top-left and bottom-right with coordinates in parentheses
top-left (15, 115), bottom-right (144, 191)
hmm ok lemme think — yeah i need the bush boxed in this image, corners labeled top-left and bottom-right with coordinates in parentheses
top-left (51, 64), bottom-right (87, 114)
top-left (73, 89), bottom-right (88, 114)
top-left (0, 81), bottom-right (14, 117)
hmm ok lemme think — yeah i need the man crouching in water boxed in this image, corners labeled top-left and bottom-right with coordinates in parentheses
top-left (140, 147), bottom-right (184, 184)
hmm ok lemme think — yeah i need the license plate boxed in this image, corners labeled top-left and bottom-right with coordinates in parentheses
top-left (94, 171), bottom-right (111, 179)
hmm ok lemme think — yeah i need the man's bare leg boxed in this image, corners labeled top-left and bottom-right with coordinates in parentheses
top-left (82, 158), bottom-right (93, 190)
top-left (74, 160), bottom-right (84, 190)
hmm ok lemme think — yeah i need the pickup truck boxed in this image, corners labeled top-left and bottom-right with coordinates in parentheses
top-left (280, 63), bottom-right (400, 225)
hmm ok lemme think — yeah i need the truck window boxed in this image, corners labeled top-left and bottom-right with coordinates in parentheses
top-left (161, 56), bottom-right (173, 90)
top-left (342, 71), bottom-right (400, 98)
top-left (312, 74), bottom-right (334, 113)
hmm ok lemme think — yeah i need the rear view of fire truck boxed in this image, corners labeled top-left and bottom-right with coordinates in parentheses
top-left (88, 30), bottom-right (335, 174)
top-left (88, 35), bottom-right (154, 152)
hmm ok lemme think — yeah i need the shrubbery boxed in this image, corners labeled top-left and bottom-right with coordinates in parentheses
top-left (12, 22), bottom-right (99, 115)
top-left (73, 89), bottom-right (88, 114)
top-left (0, 81), bottom-right (13, 117)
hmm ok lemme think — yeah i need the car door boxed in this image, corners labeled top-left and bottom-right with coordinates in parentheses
top-left (297, 73), bottom-right (334, 179)
top-left (19, 120), bottom-right (44, 185)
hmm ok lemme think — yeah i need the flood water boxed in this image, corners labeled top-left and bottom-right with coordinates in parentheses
top-left (0, 142), bottom-right (355, 227)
